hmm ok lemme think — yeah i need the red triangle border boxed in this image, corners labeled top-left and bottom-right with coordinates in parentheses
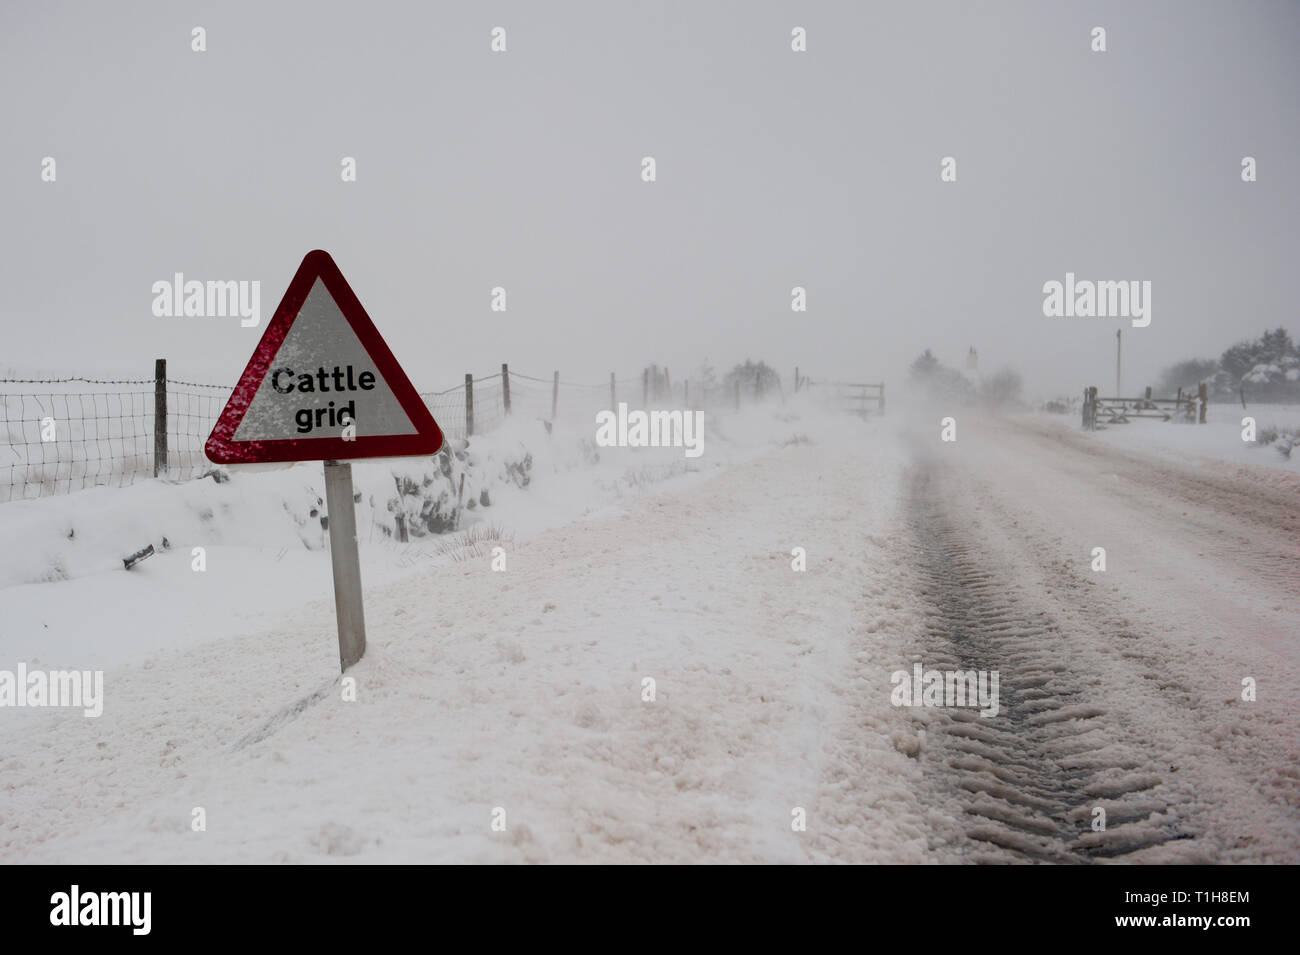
top-left (204, 250), bottom-right (445, 464)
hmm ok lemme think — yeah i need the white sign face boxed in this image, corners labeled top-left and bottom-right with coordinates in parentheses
top-left (232, 279), bottom-right (418, 442)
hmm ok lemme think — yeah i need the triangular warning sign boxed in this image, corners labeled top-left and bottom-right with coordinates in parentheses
top-left (205, 250), bottom-right (444, 464)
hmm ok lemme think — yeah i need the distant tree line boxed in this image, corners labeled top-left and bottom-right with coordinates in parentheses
top-left (1159, 328), bottom-right (1300, 402)
top-left (722, 359), bottom-right (781, 397)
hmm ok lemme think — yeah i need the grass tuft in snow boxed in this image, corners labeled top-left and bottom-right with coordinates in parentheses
top-left (1254, 424), bottom-right (1299, 458)
top-left (430, 523), bottom-right (515, 563)
top-left (614, 461), bottom-right (687, 493)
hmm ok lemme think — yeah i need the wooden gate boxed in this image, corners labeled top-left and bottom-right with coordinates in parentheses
top-left (801, 380), bottom-right (885, 417)
top-left (1082, 383), bottom-right (1205, 430)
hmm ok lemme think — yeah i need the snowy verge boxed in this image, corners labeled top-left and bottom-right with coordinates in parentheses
top-left (0, 399), bottom-right (850, 667)
top-left (1, 408), bottom-right (935, 863)
top-left (1035, 403), bottom-right (1300, 473)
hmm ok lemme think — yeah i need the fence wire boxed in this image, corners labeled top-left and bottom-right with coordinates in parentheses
top-left (1, 388), bottom-right (155, 501)
top-left (419, 387), bottom-right (467, 444)
top-left (1, 365), bottom-right (835, 503)
top-left (167, 388), bottom-right (227, 477)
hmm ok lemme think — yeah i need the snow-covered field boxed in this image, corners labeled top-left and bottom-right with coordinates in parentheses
top-left (2, 401), bottom-right (1297, 863)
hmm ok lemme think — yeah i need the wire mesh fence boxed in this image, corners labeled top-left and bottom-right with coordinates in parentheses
top-left (1, 382), bottom-right (155, 501)
top-left (419, 385), bottom-right (467, 444)
top-left (470, 373), bottom-right (507, 436)
top-left (166, 386), bottom-right (231, 476)
top-left (1, 363), bottom-right (868, 503)
top-left (0, 366), bottom-right (667, 503)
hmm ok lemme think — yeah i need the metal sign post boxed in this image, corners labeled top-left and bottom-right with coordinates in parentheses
top-left (1116, 328), bottom-right (1122, 397)
top-left (323, 460), bottom-right (366, 670)
top-left (205, 251), bottom-right (444, 674)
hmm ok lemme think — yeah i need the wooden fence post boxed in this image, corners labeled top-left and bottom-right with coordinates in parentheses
top-left (879, 382), bottom-right (886, 415)
top-left (154, 358), bottom-right (167, 477)
top-left (501, 363), bottom-right (511, 415)
top-left (1198, 382), bottom-right (1208, 424)
top-left (465, 373), bottom-right (474, 436)
top-left (551, 371), bottom-right (559, 419)
top-left (794, 367), bottom-right (800, 393)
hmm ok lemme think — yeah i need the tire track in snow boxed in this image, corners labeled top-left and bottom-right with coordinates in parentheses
top-left (904, 451), bottom-right (1198, 863)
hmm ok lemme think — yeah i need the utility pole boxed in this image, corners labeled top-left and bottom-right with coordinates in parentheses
top-left (1116, 329), bottom-right (1122, 397)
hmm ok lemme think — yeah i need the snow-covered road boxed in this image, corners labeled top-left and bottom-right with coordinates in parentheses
top-left (2, 411), bottom-right (1296, 863)
top-left (900, 414), bottom-right (1300, 862)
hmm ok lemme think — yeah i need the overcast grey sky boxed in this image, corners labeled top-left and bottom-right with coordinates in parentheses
top-left (2, 1), bottom-right (1297, 399)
